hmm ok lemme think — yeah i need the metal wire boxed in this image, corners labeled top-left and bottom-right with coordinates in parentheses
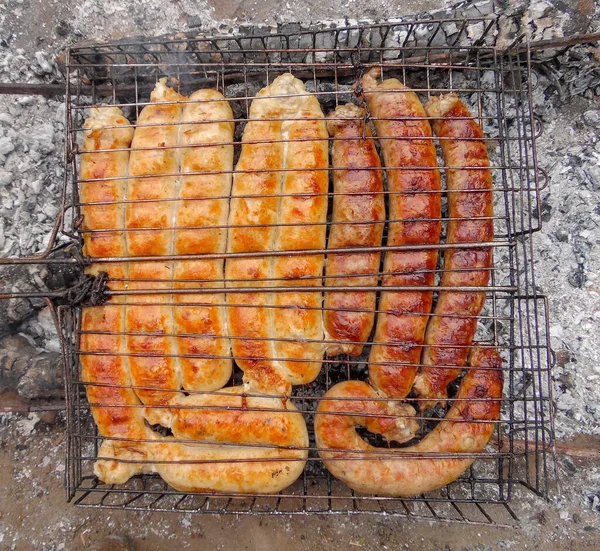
top-left (1, 16), bottom-right (551, 523)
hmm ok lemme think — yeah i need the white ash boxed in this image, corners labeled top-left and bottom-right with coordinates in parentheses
top-left (0, 93), bottom-right (66, 258)
top-left (523, 45), bottom-right (600, 439)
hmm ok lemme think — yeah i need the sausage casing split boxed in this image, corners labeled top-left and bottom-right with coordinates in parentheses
top-left (315, 347), bottom-right (502, 496)
top-left (324, 104), bottom-right (385, 357)
top-left (361, 68), bottom-right (441, 399)
top-left (414, 94), bottom-right (494, 409)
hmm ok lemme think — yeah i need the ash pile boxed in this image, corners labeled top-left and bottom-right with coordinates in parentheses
top-left (0, 0), bottom-right (599, 437)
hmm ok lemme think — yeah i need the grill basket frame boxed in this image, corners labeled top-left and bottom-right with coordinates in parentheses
top-left (55, 17), bottom-right (554, 524)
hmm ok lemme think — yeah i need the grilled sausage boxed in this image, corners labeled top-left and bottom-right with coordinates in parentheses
top-left (315, 347), bottom-right (502, 496)
top-left (226, 78), bottom-right (291, 395)
top-left (272, 75), bottom-right (328, 384)
top-left (361, 67), bottom-right (442, 400)
top-left (88, 84), bottom-right (310, 491)
top-left (125, 79), bottom-right (184, 427)
top-left (96, 386), bottom-right (309, 492)
top-left (226, 73), bottom-right (327, 394)
top-left (154, 387), bottom-right (308, 493)
top-left (413, 94), bottom-right (494, 409)
top-left (79, 106), bottom-right (154, 484)
top-left (173, 89), bottom-right (234, 392)
top-left (324, 104), bottom-right (385, 357)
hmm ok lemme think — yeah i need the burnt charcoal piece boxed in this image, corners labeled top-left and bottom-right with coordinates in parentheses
top-left (16, 352), bottom-right (64, 399)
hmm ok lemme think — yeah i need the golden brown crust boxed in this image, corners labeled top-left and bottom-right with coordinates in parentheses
top-left (226, 74), bottom-right (327, 392)
top-left (324, 104), bottom-right (385, 356)
top-left (173, 89), bottom-right (234, 392)
top-left (315, 347), bottom-right (502, 496)
top-left (414, 94), bottom-right (494, 409)
top-left (153, 386), bottom-right (309, 493)
top-left (96, 386), bottom-right (309, 492)
top-left (80, 106), bottom-right (153, 481)
top-left (83, 82), bottom-right (310, 494)
top-left (360, 68), bottom-right (441, 399)
top-left (273, 77), bottom-right (328, 384)
top-left (225, 79), bottom-right (289, 394)
top-left (125, 80), bottom-right (185, 426)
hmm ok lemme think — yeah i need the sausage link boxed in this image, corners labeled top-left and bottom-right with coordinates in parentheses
top-left (413, 94), bottom-right (494, 409)
top-left (154, 387), bottom-right (308, 494)
top-left (315, 347), bottom-right (502, 496)
top-left (324, 104), bottom-right (385, 357)
top-left (80, 106), bottom-right (154, 484)
top-left (125, 79), bottom-right (184, 427)
top-left (226, 77), bottom-right (291, 395)
top-left (226, 73), bottom-right (327, 393)
top-left (361, 68), bottom-right (441, 399)
top-left (272, 74), bottom-right (328, 384)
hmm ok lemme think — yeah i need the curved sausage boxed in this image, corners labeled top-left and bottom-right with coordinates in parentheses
top-left (154, 387), bottom-right (308, 493)
top-left (315, 347), bottom-right (502, 496)
top-left (97, 387), bottom-right (309, 493)
top-left (413, 94), bottom-right (494, 409)
top-left (361, 67), bottom-right (441, 399)
top-left (324, 103), bottom-right (385, 357)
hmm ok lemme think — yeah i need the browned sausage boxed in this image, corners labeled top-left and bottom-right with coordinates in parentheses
top-left (414, 94), bottom-right (494, 409)
top-left (324, 103), bottom-right (385, 356)
top-left (361, 67), bottom-right (441, 399)
top-left (315, 347), bottom-right (503, 496)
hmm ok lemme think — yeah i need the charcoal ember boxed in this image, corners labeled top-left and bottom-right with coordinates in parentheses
top-left (224, 81), bottom-right (262, 121)
top-left (519, 0), bottom-right (594, 47)
top-left (16, 351), bottom-right (63, 399)
top-left (19, 305), bottom-right (60, 352)
top-left (532, 197), bottom-right (553, 222)
top-left (0, 334), bottom-right (38, 391)
top-left (306, 82), bottom-right (351, 110)
top-left (0, 265), bottom-right (48, 336)
top-left (567, 268), bottom-right (585, 289)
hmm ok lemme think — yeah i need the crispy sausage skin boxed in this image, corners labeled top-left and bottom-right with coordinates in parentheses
top-left (324, 104), bottom-right (385, 356)
top-left (79, 106), bottom-right (155, 484)
top-left (414, 94), bottom-right (494, 409)
top-left (273, 75), bottom-right (329, 385)
top-left (225, 78), bottom-right (289, 394)
top-left (315, 347), bottom-right (502, 496)
top-left (95, 386), bottom-right (309, 492)
top-left (154, 387), bottom-right (308, 494)
top-left (361, 68), bottom-right (442, 399)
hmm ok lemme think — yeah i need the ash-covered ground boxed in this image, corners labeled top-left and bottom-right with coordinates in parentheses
top-left (1, 0), bottom-right (600, 549)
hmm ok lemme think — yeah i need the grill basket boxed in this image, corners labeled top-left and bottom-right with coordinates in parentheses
top-left (6, 17), bottom-right (555, 525)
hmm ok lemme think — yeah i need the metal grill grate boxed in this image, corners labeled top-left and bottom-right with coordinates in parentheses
top-left (55, 18), bottom-right (554, 523)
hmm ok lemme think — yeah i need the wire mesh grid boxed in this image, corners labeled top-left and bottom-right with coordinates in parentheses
top-left (57, 18), bottom-right (554, 523)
